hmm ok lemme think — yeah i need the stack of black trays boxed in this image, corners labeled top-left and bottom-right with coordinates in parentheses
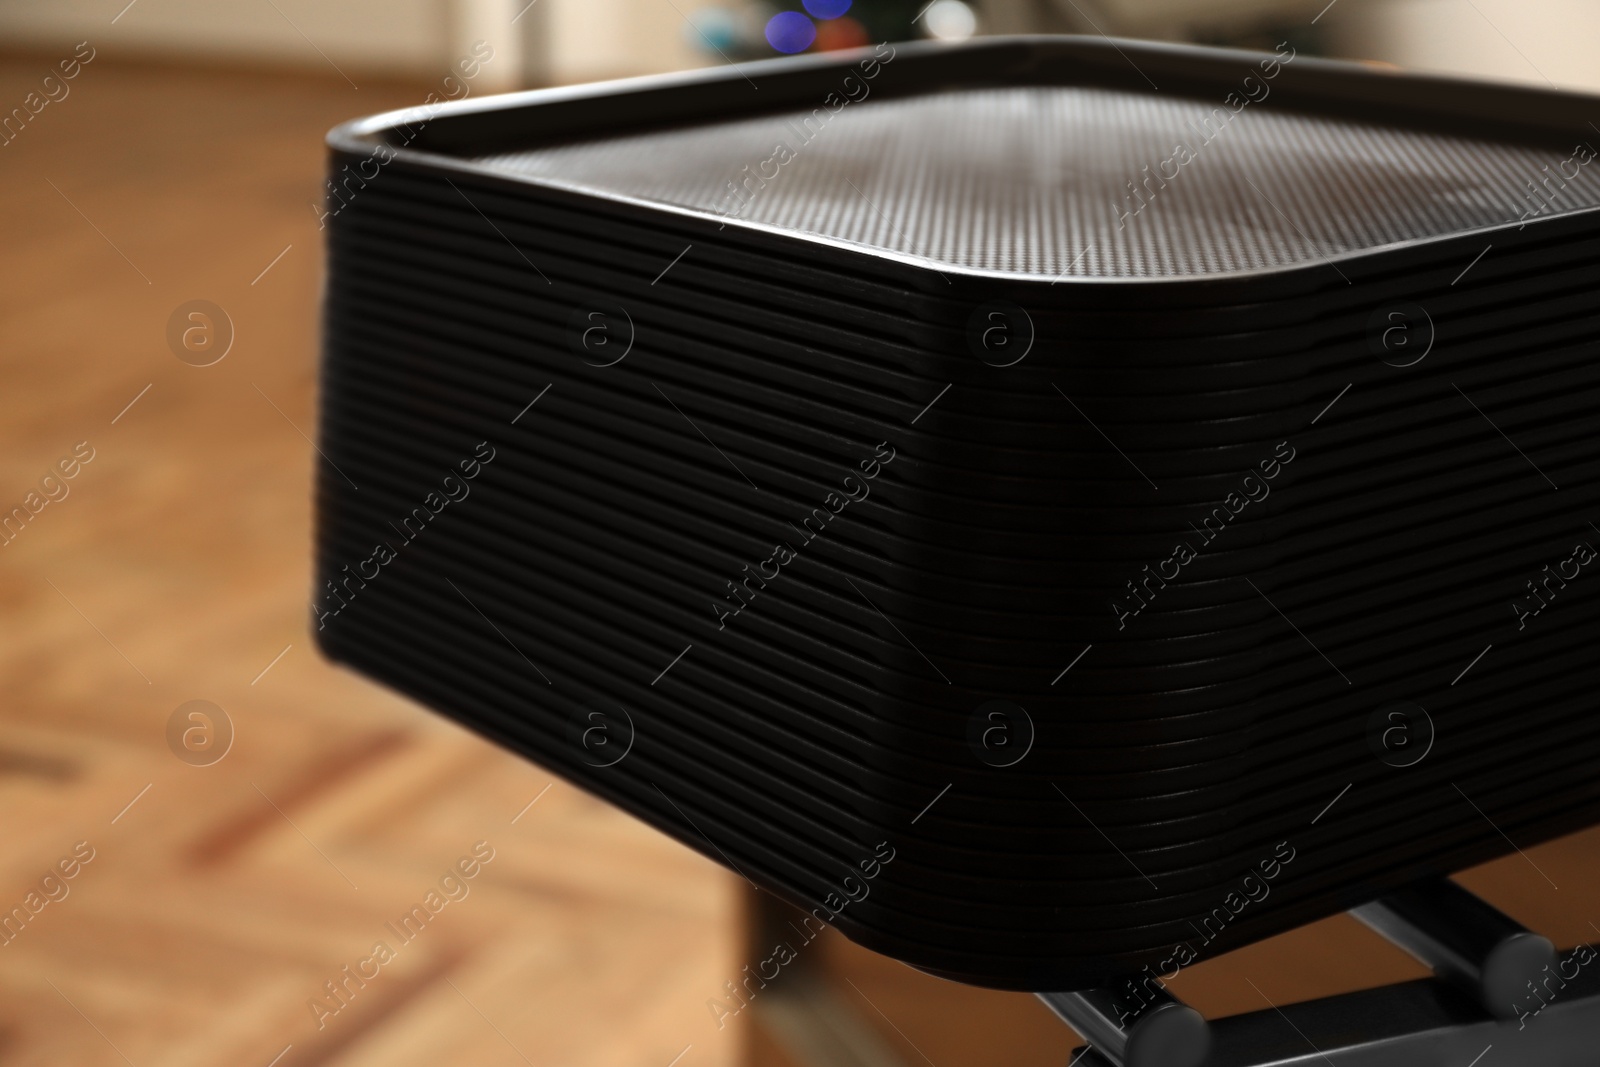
top-left (315, 36), bottom-right (1600, 992)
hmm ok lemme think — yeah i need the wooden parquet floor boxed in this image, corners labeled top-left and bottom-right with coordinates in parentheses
top-left (0, 55), bottom-right (739, 1067)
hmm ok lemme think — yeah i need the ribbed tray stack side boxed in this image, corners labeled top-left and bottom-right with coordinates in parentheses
top-left (315, 38), bottom-right (1600, 990)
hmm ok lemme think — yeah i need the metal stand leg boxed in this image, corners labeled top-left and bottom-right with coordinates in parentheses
top-left (1350, 876), bottom-right (1554, 1018)
top-left (1038, 986), bottom-right (1209, 1067)
top-left (1041, 878), bottom-right (1599, 1067)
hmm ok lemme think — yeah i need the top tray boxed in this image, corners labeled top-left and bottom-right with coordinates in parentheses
top-left (329, 36), bottom-right (1600, 284)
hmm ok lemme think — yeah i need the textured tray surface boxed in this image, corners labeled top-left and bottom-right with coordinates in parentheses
top-left (473, 86), bottom-right (1600, 279)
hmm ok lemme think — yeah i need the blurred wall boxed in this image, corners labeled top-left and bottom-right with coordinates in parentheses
top-left (0, 0), bottom-right (452, 71)
top-left (546, 0), bottom-right (710, 83)
top-left (3, 0), bottom-right (1599, 92)
top-left (0, 0), bottom-right (713, 87)
top-left (1322, 0), bottom-right (1600, 92)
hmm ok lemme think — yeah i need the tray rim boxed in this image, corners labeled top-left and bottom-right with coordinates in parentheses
top-left (323, 34), bottom-right (1600, 287)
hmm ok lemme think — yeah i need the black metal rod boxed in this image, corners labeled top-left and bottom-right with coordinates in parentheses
top-left (1351, 876), bottom-right (1555, 1018)
top-left (1038, 986), bottom-right (1210, 1067)
top-left (1074, 959), bottom-right (1600, 1067)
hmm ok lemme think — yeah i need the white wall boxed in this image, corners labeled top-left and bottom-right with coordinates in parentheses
top-left (1322, 0), bottom-right (1600, 93)
top-left (547, 0), bottom-right (708, 83)
top-left (0, 0), bottom-right (448, 72)
top-left (0, 0), bottom-right (711, 87)
top-left (9, 0), bottom-right (1593, 94)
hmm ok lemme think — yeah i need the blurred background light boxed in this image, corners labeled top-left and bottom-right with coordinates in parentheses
top-left (803, 0), bottom-right (854, 18)
top-left (765, 9), bottom-right (819, 52)
top-left (922, 0), bottom-right (978, 40)
top-left (815, 15), bottom-right (872, 49)
top-left (685, 6), bottom-right (743, 53)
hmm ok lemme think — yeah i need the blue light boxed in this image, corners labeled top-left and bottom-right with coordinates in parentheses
top-left (802, 0), bottom-right (852, 18)
top-left (765, 11), bottom-right (816, 53)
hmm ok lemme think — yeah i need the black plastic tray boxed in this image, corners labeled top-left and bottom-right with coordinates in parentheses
top-left (317, 36), bottom-right (1600, 990)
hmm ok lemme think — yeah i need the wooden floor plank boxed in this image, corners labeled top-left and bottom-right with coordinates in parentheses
top-left (0, 55), bottom-right (739, 1067)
